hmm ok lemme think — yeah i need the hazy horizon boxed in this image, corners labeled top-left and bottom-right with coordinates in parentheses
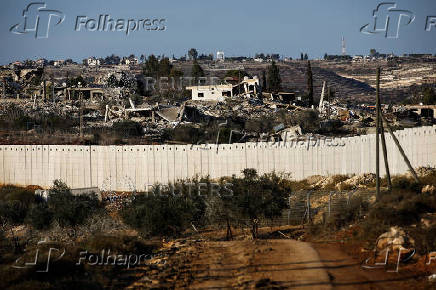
top-left (1, 0), bottom-right (435, 64)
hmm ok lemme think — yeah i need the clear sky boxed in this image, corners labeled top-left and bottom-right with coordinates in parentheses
top-left (1, 0), bottom-right (435, 64)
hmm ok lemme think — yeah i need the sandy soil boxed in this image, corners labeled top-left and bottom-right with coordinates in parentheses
top-left (189, 239), bottom-right (331, 289)
top-left (126, 230), bottom-right (431, 289)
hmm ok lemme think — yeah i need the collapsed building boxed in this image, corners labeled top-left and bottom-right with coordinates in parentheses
top-left (186, 76), bottom-right (261, 101)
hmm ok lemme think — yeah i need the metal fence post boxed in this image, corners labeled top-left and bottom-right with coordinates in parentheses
top-left (328, 191), bottom-right (332, 218)
top-left (307, 191), bottom-right (311, 223)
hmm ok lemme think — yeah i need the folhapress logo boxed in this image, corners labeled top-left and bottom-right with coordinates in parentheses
top-left (360, 2), bottom-right (415, 38)
top-left (10, 2), bottom-right (65, 39)
top-left (12, 239), bottom-right (66, 273)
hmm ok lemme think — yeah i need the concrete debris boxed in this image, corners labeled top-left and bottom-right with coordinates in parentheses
top-left (422, 185), bottom-right (436, 195)
top-left (376, 226), bottom-right (414, 251)
top-left (156, 107), bottom-right (184, 123)
top-left (420, 213), bottom-right (436, 228)
top-left (310, 176), bottom-right (339, 189)
top-left (335, 173), bottom-right (376, 191)
top-left (1, 59), bottom-right (434, 146)
top-left (428, 274), bottom-right (436, 282)
top-left (280, 125), bottom-right (302, 141)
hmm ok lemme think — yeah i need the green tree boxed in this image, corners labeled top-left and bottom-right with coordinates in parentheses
top-left (122, 182), bottom-right (206, 237)
top-left (106, 74), bottom-right (118, 88)
top-left (143, 55), bottom-right (160, 77)
top-left (191, 60), bottom-right (205, 83)
top-left (423, 87), bottom-right (436, 105)
top-left (26, 203), bottom-right (52, 230)
top-left (188, 48), bottom-right (198, 60)
top-left (306, 61), bottom-right (314, 107)
top-left (47, 180), bottom-right (101, 227)
top-left (267, 60), bottom-right (281, 92)
top-left (262, 70), bottom-right (267, 90)
top-left (158, 57), bottom-right (172, 77)
top-left (231, 169), bottom-right (289, 239)
top-left (169, 67), bottom-right (184, 78)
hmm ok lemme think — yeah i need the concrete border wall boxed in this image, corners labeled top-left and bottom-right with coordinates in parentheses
top-left (1, 126), bottom-right (435, 191)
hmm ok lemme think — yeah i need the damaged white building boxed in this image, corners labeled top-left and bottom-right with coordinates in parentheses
top-left (186, 76), bottom-right (261, 101)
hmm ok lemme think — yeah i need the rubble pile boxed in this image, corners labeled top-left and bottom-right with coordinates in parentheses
top-left (335, 173), bottom-right (377, 191)
top-left (376, 226), bottom-right (415, 251)
top-left (1, 58), bottom-right (434, 145)
top-left (309, 175), bottom-right (347, 190)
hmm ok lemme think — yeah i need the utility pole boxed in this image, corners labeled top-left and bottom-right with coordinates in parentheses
top-left (42, 64), bottom-right (46, 101)
top-left (381, 113), bottom-right (420, 183)
top-left (341, 36), bottom-right (346, 56)
top-left (79, 91), bottom-right (83, 138)
top-left (375, 66), bottom-right (418, 186)
top-left (375, 68), bottom-right (380, 200)
top-left (380, 118), bottom-right (392, 191)
top-left (78, 82), bottom-right (83, 138)
top-left (327, 87), bottom-right (331, 120)
top-left (377, 83), bottom-right (392, 193)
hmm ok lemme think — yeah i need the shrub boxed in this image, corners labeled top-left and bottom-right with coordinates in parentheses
top-left (391, 176), bottom-right (421, 193)
top-left (25, 203), bottom-right (53, 230)
top-left (44, 180), bottom-right (101, 227)
top-left (326, 196), bottom-right (369, 230)
top-left (229, 169), bottom-right (290, 238)
top-left (85, 234), bottom-right (155, 254)
top-left (0, 200), bottom-right (28, 225)
top-left (122, 192), bottom-right (202, 237)
top-left (0, 185), bottom-right (35, 205)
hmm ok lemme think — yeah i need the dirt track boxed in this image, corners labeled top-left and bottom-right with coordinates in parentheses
top-left (187, 239), bottom-right (424, 289)
top-left (126, 238), bottom-right (426, 289)
top-left (189, 239), bottom-right (331, 289)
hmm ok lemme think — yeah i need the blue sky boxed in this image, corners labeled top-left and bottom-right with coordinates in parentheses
top-left (0, 0), bottom-right (435, 64)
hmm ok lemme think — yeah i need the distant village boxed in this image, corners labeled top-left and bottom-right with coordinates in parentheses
top-left (0, 49), bottom-right (435, 145)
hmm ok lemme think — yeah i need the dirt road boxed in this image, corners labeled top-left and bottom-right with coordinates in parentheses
top-left (127, 238), bottom-right (425, 289)
top-left (189, 239), bottom-right (332, 289)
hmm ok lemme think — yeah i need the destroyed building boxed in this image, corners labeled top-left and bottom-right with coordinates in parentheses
top-left (186, 76), bottom-right (261, 101)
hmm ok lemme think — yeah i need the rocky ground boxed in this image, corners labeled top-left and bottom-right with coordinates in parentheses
top-left (119, 226), bottom-right (434, 289)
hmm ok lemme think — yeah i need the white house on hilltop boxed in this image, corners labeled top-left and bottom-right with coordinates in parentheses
top-left (87, 57), bottom-right (100, 66)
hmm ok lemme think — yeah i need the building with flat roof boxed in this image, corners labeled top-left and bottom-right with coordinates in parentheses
top-left (186, 84), bottom-right (233, 101)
